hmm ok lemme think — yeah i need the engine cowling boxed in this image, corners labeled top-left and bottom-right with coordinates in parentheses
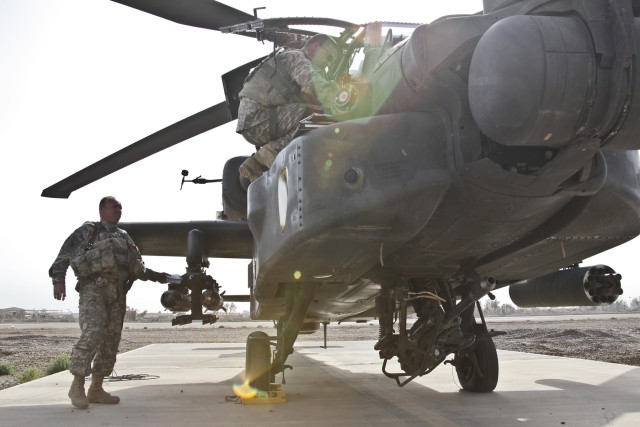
top-left (469, 15), bottom-right (594, 147)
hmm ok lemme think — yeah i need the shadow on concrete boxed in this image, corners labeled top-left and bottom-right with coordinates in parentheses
top-left (1, 348), bottom-right (638, 427)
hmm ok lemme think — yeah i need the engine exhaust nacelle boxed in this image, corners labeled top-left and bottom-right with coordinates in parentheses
top-left (510, 265), bottom-right (622, 308)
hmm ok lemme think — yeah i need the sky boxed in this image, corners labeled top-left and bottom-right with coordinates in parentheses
top-left (1, 0), bottom-right (639, 315)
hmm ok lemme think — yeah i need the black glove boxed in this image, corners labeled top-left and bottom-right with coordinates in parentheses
top-left (148, 270), bottom-right (169, 283)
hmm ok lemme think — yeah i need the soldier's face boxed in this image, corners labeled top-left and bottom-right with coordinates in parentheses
top-left (311, 43), bottom-right (338, 69)
top-left (100, 199), bottom-right (122, 224)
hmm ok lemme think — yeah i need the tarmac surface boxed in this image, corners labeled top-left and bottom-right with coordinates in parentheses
top-left (0, 340), bottom-right (638, 426)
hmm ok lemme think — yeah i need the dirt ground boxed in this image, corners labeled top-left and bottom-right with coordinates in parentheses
top-left (1, 316), bottom-right (638, 390)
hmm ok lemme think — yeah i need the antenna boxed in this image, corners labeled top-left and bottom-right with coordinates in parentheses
top-left (179, 170), bottom-right (222, 190)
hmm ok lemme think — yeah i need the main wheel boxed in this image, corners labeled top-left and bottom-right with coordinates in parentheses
top-left (455, 327), bottom-right (499, 392)
top-left (245, 331), bottom-right (271, 392)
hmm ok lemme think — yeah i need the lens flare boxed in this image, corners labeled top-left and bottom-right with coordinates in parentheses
top-left (293, 271), bottom-right (302, 280)
top-left (324, 159), bottom-right (333, 171)
top-left (232, 380), bottom-right (258, 400)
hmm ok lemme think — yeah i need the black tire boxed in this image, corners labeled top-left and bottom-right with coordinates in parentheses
top-left (455, 329), bottom-right (499, 392)
top-left (245, 331), bottom-right (271, 391)
top-left (222, 156), bottom-right (249, 220)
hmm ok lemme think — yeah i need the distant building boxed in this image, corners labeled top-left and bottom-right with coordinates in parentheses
top-left (0, 307), bottom-right (26, 321)
top-left (124, 308), bottom-right (136, 322)
top-left (0, 308), bottom-right (77, 322)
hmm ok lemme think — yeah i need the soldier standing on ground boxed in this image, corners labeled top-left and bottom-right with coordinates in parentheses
top-left (49, 196), bottom-right (169, 409)
top-left (236, 33), bottom-right (340, 182)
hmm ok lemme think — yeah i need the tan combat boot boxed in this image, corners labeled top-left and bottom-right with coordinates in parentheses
top-left (68, 374), bottom-right (89, 409)
top-left (87, 375), bottom-right (120, 404)
top-left (239, 144), bottom-right (279, 182)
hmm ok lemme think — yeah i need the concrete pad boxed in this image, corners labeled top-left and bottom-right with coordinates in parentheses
top-left (0, 341), bottom-right (638, 426)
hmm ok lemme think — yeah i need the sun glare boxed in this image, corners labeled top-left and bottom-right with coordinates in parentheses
top-left (232, 381), bottom-right (258, 400)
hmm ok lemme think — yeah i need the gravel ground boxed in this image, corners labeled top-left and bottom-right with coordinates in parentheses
top-left (1, 316), bottom-right (639, 390)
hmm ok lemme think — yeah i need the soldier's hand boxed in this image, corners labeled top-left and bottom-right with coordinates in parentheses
top-left (149, 271), bottom-right (170, 284)
top-left (53, 282), bottom-right (66, 301)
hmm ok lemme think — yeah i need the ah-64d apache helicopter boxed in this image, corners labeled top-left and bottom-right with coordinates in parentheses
top-left (43, 0), bottom-right (640, 395)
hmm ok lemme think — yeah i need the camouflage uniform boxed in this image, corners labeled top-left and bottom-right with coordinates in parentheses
top-left (236, 49), bottom-right (339, 168)
top-left (49, 220), bottom-right (154, 377)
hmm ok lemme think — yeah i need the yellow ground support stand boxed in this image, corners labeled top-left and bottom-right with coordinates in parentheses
top-left (240, 384), bottom-right (287, 405)
top-left (228, 383), bottom-right (287, 404)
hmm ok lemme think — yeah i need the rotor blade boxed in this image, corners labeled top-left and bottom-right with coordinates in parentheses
top-left (41, 102), bottom-right (231, 199)
top-left (111, 0), bottom-right (255, 32)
